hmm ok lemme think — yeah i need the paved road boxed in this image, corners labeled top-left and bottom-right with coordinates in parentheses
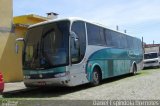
top-left (2, 68), bottom-right (160, 100)
top-left (4, 82), bottom-right (26, 92)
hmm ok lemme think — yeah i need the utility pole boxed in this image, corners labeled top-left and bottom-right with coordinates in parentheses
top-left (116, 25), bottom-right (119, 31)
top-left (124, 30), bottom-right (127, 33)
top-left (142, 36), bottom-right (145, 53)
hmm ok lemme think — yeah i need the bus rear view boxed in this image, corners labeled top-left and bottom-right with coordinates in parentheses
top-left (143, 52), bottom-right (160, 68)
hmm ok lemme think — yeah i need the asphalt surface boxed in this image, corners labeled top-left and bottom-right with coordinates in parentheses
top-left (1, 68), bottom-right (160, 100)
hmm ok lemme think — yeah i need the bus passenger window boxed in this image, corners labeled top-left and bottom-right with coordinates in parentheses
top-left (71, 21), bottom-right (86, 64)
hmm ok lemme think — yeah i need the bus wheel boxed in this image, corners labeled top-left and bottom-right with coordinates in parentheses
top-left (91, 67), bottom-right (101, 86)
top-left (132, 64), bottom-right (137, 75)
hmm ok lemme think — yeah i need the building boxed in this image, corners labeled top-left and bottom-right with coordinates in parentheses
top-left (144, 44), bottom-right (160, 48)
top-left (0, 0), bottom-right (17, 82)
top-left (0, 0), bottom-right (58, 82)
top-left (11, 14), bottom-right (49, 82)
top-left (14, 12), bottom-right (58, 37)
top-left (144, 44), bottom-right (160, 53)
top-left (14, 14), bottom-right (50, 38)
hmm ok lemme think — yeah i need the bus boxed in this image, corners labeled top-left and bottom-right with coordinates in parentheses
top-left (16, 17), bottom-right (143, 87)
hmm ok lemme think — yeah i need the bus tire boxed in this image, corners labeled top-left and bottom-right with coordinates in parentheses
top-left (132, 64), bottom-right (137, 75)
top-left (24, 83), bottom-right (32, 88)
top-left (90, 67), bottom-right (101, 86)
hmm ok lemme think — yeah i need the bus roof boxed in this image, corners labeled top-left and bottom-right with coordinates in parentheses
top-left (29, 17), bottom-right (140, 40)
top-left (29, 17), bottom-right (85, 28)
top-left (29, 17), bottom-right (114, 31)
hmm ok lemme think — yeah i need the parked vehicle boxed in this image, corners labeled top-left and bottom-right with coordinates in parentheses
top-left (143, 52), bottom-right (160, 68)
top-left (0, 72), bottom-right (4, 93)
top-left (16, 18), bottom-right (143, 87)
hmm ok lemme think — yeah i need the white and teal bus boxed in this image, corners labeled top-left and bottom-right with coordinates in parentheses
top-left (16, 18), bottom-right (143, 87)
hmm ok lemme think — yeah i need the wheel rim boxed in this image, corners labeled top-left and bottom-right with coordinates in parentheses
top-left (133, 65), bottom-right (136, 74)
top-left (93, 71), bottom-right (99, 84)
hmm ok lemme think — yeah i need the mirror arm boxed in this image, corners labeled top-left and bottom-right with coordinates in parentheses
top-left (16, 38), bottom-right (26, 45)
top-left (15, 38), bottom-right (26, 54)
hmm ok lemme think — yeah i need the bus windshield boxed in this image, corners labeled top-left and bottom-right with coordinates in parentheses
top-left (144, 53), bottom-right (158, 59)
top-left (23, 21), bottom-right (70, 69)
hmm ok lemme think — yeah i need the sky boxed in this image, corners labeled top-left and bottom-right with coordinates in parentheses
top-left (13, 0), bottom-right (160, 44)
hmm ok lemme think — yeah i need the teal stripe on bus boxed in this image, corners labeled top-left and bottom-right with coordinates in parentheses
top-left (23, 67), bottom-right (66, 75)
top-left (86, 48), bottom-right (143, 81)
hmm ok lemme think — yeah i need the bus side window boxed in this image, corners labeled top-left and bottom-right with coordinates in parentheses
top-left (71, 21), bottom-right (86, 64)
top-left (126, 36), bottom-right (133, 49)
top-left (87, 23), bottom-right (106, 46)
top-left (87, 23), bottom-right (100, 45)
top-left (120, 34), bottom-right (127, 49)
top-left (159, 52), bottom-right (160, 56)
top-left (105, 29), bottom-right (112, 46)
top-left (99, 27), bottom-right (106, 46)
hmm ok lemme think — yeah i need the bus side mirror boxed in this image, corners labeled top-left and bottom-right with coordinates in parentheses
top-left (70, 31), bottom-right (79, 49)
top-left (15, 38), bottom-right (25, 54)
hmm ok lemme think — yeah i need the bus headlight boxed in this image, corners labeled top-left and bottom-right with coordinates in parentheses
top-left (24, 76), bottom-right (31, 79)
top-left (54, 73), bottom-right (66, 78)
top-left (54, 72), bottom-right (70, 78)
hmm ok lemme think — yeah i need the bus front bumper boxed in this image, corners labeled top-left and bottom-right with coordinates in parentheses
top-left (143, 62), bottom-right (160, 68)
top-left (24, 76), bottom-right (71, 87)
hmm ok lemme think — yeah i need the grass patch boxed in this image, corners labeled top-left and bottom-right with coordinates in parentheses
top-left (138, 68), bottom-right (160, 76)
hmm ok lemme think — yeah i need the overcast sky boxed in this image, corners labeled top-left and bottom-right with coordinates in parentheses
top-left (13, 0), bottom-right (160, 44)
